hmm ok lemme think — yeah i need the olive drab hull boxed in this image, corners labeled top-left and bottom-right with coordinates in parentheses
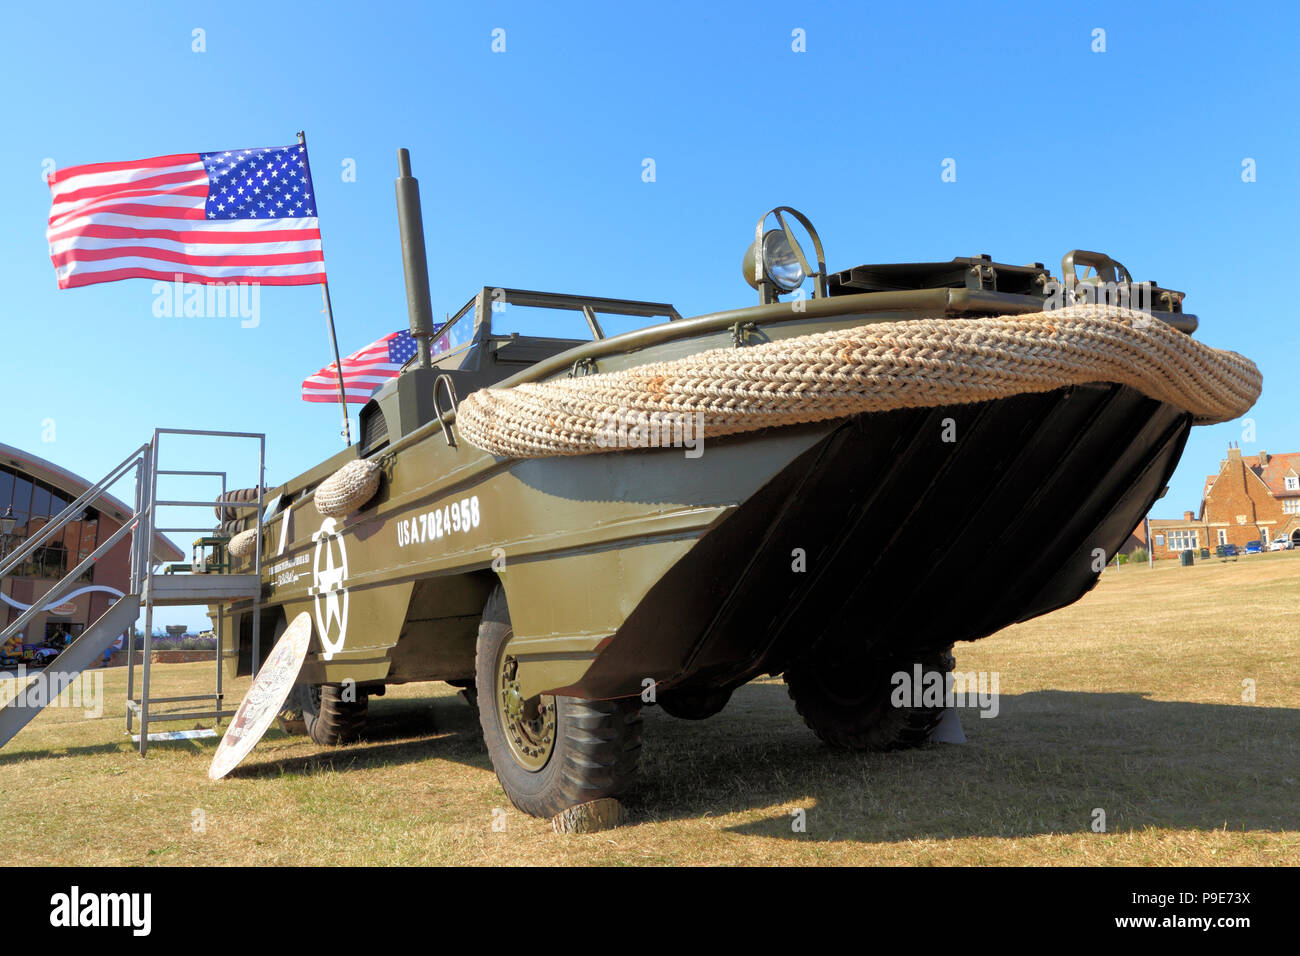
top-left (217, 280), bottom-right (1200, 706)
top-left (207, 160), bottom-right (1256, 817)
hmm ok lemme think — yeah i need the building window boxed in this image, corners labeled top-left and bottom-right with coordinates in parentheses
top-left (0, 464), bottom-right (95, 581)
top-left (1218, 529), bottom-right (1227, 545)
top-left (1261, 528), bottom-right (1270, 546)
top-left (1284, 499), bottom-right (1300, 515)
top-left (1167, 530), bottom-right (1198, 550)
top-left (1286, 475), bottom-right (1299, 491)
top-left (1154, 534), bottom-right (1165, 547)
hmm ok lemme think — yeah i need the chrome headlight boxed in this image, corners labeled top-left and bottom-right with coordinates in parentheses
top-left (741, 207), bottom-right (827, 304)
top-left (743, 230), bottom-right (805, 292)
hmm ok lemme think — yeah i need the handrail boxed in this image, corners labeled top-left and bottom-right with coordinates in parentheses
top-left (155, 499), bottom-right (259, 509)
top-left (0, 427), bottom-right (267, 757)
top-left (0, 513), bottom-right (139, 643)
top-left (0, 442), bottom-right (149, 579)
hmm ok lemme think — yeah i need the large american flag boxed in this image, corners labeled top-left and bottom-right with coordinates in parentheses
top-left (46, 143), bottom-right (326, 289)
top-left (302, 329), bottom-right (419, 404)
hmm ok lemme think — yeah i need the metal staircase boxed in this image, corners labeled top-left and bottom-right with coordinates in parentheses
top-left (0, 429), bottom-right (265, 754)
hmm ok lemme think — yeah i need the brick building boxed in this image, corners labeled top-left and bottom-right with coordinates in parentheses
top-left (1, 442), bottom-right (181, 645)
top-left (1143, 444), bottom-right (1300, 558)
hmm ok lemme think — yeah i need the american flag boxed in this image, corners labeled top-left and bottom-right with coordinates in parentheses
top-left (302, 329), bottom-right (419, 404)
top-left (46, 143), bottom-right (326, 289)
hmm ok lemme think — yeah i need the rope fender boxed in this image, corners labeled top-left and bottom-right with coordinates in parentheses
top-left (455, 305), bottom-right (1262, 460)
top-left (314, 458), bottom-right (381, 518)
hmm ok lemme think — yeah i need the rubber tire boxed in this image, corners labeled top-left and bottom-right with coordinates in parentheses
top-left (475, 585), bottom-right (642, 818)
top-left (299, 683), bottom-right (368, 746)
top-left (785, 645), bottom-right (956, 751)
top-left (657, 686), bottom-right (733, 720)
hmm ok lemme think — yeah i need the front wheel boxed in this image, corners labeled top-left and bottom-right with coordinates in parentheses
top-left (475, 586), bottom-right (642, 818)
top-left (297, 683), bottom-right (368, 746)
top-left (785, 645), bottom-right (956, 751)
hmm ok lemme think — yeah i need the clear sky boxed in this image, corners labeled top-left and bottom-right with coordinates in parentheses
top-left (2, 1), bottom-right (1297, 629)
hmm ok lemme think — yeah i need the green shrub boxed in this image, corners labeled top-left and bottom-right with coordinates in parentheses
top-left (1131, 547), bottom-right (1148, 565)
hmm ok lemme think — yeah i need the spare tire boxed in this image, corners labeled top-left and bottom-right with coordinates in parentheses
top-left (215, 486), bottom-right (265, 524)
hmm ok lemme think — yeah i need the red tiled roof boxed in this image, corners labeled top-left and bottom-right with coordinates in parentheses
top-left (1202, 452), bottom-right (1300, 502)
top-left (1245, 452), bottom-right (1300, 497)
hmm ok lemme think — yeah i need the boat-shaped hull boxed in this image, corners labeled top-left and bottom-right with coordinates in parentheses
top-left (571, 382), bottom-right (1190, 700)
top-left (217, 290), bottom-right (1204, 713)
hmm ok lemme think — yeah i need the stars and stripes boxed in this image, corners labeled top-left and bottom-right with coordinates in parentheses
top-left (301, 329), bottom-right (420, 404)
top-left (46, 143), bottom-right (326, 289)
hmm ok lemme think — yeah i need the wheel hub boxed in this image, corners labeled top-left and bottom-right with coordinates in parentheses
top-left (497, 652), bottom-right (556, 771)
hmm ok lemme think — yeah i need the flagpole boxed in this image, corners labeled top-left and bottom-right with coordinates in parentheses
top-left (299, 130), bottom-right (353, 447)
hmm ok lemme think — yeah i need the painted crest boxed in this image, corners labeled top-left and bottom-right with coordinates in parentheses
top-left (209, 612), bottom-right (312, 780)
top-left (308, 516), bottom-right (349, 660)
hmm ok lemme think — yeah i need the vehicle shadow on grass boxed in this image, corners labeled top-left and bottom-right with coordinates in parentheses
top-left (0, 740), bottom-right (123, 765)
top-left (225, 691), bottom-right (493, 779)
top-left (215, 682), bottom-right (1300, 842)
top-left (628, 684), bottom-right (1300, 843)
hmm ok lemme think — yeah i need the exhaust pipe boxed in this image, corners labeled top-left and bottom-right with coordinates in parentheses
top-left (395, 148), bottom-right (434, 369)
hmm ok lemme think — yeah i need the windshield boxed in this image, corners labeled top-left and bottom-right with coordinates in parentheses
top-left (485, 289), bottom-right (679, 340)
top-left (430, 299), bottom-right (477, 357)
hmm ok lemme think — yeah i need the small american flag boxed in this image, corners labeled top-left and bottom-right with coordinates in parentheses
top-left (46, 143), bottom-right (326, 289)
top-left (302, 329), bottom-right (419, 404)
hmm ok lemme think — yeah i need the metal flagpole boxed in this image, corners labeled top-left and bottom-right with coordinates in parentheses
top-left (298, 130), bottom-right (353, 446)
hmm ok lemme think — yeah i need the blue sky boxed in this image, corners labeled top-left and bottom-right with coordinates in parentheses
top-left (2, 1), bottom-right (1297, 628)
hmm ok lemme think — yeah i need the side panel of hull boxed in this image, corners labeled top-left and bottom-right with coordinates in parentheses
top-left (569, 384), bottom-right (1191, 699)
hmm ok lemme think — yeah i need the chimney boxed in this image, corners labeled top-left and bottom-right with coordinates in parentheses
top-left (1183, 510), bottom-right (1194, 521)
top-left (1259, 450), bottom-right (1269, 466)
top-left (1227, 443), bottom-right (1242, 462)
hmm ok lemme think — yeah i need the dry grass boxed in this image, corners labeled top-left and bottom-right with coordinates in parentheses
top-left (1, 551), bottom-right (1297, 866)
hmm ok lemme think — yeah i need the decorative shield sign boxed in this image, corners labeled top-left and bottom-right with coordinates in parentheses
top-left (208, 612), bottom-right (312, 781)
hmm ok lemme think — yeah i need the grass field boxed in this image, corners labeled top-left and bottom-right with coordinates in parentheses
top-left (1, 550), bottom-right (1297, 866)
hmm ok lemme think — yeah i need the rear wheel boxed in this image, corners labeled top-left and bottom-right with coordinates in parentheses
top-left (785, 645), bottom-right (955, 751)
top-left (298, 683), bottom-right (368, 746)
top-left (475, 585), bottom-right (642, 818)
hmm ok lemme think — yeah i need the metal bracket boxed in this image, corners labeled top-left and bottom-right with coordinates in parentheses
top-left (433, 374), bottom-right (459, 448)
top-left (965, 258), bottom-right (997, 291)
top-left (568, 357), bottom-right (598, 378)
top-left (730, 320), bottom-right (759, 347)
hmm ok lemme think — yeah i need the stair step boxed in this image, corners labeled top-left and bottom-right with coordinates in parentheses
top-left (0, 595), bottom-right (141, 748)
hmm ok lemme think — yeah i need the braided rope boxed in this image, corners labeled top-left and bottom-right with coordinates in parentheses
top-left (228, 528), bottom-right (257, 558)
top-left (314, 458), bottom-right (381, 518)
top-left (455, 305), bottom-right (1261, 460)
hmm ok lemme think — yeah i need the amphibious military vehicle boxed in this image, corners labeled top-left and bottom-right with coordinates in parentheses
top-left (214, 150), bottom-right (1256, 819)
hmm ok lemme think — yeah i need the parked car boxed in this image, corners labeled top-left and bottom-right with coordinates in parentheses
top-left (1270, 538), bottom-right (1293, 551)
top-left (1216, 543), bottom-right (1239, 558)
top-left (1245, 540), bottom-right (1263, 554)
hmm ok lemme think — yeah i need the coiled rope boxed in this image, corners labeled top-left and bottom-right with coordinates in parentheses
top-left (456, 305), bottom-right (1261, 459)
